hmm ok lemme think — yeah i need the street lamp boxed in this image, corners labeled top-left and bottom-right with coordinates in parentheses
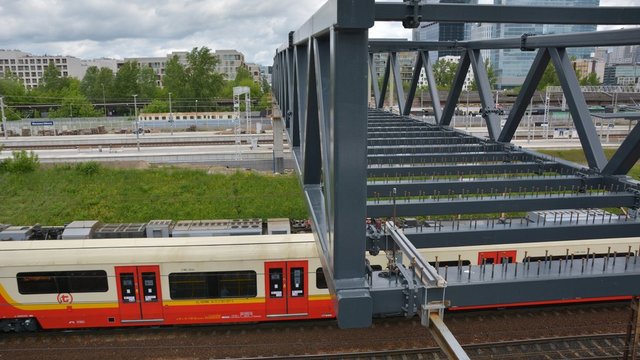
top-left (169, 92), bottom-right (174, 135)
top-left (133, 94), bottom-right (140, 151)
top-left (195, 99), bottom-right (198, 130)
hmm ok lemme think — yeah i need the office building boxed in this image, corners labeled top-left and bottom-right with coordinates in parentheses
top-left (469, 0), bottom-right (599, 88)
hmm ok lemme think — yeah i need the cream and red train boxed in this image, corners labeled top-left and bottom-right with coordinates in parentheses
top-left (1, 233), bottom-right (638, 332)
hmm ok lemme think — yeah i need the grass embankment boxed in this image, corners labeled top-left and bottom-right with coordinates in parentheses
top-left (0, 164), bottom-right (307, 225)
top-left (538, 148), bottom-right (640, 180)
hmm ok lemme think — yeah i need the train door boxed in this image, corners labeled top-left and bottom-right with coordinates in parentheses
top-left (115, 266), bottom-right (164, 322)
top-left (264, 260), bottom-right (308, 317)
top-left (477, 251), bottom-right (517, 265)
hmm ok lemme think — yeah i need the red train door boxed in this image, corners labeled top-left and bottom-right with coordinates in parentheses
top-left (477, 251), bottom-right (517, 265)
top-left (264, 260), bottom-right (308, 317)
top-left (115, 266), bottom-right (164, 322)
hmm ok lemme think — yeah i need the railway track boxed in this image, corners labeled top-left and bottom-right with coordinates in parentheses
top-left (0, 303), bottom-right (632, 360)
top-left (249, 334), bottom-right (628, 359)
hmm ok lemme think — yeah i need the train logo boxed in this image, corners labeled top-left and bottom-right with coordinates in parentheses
top-left (56, 293), bottom-right (73, 304)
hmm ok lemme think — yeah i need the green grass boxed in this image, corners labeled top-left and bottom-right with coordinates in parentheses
top-left (0, 165), bottom-right (307, 225)
top-left (538, 148), bottom-right (640, 179)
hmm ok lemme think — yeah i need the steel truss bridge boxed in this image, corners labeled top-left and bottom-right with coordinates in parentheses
top-left (273, 1), bottom-right (640, 356)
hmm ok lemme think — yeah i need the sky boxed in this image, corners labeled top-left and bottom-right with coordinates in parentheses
top-left (0, 0), bottom-right (638, 66)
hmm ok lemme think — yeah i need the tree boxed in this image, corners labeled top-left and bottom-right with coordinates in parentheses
top-left (141, 99), bottom-right (169, 113)
top-left (138, 66), bottom-right (159, 99)
top-left (537, 63), bottom-right (560, 90)
top-left (80, 66), bottom-right (115, 104)
top-left (432, 59), bottom-right (459, 90)
top-left (114, 61), bottom-right (140, 99)
top-left (163, 55), bottom-right (189, 102)
top-left (48, 80), bottom-right (101, 118)
top-left (0, 71), bottom-right (28, 119)
top-left (580, 72), bottom-right (601, 86)
top-left (41, 62), bottom-right (71, 94)
top-left (185, 47), bottom-right (224, 101)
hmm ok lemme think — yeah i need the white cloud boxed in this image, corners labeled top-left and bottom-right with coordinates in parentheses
top-left (0, 0), bottom-right (637, 65)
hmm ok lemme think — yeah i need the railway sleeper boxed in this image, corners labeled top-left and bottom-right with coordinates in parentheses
top-left (1, 317), bottom-right (39, 333)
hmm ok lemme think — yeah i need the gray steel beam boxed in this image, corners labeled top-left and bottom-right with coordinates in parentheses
top-left (389, 52), bottom-right (407, 115)
top-left (603, 121), bottom-right (640, 176)
top-left (468, 49), bottom-right (500, 140)
top-left (403, 52), bottom-right (422, 116)
top-left (368, 151), bottom-right (535, 165)
top-left (374, 3), bottom-right (640, 25)
top-left (327, 26), bottom-right (372, 329)
top-left (369, 53), bottom-right (381, 108)
top-left (429, 313), bottom-right (470, 360)
top-left (404, 222), bottom-right (640, 248)
top-left (285, 48), bottom-right (293, 132)
top-left (368, 131), bottom-right (458, 138)
top-left (368, 137), bottom-right (480, 146)
top-left (302, 38), bottom-right (322, 185)
top-left (367, 162), bottom-right (564, 178)
top-left (549, 48), bottom-right (607, 171)
top-left (463, 28), bottom-right (640, 50)
top-left (291, 0), bottom-right (375, 46)
top-left (499, 49), bottom-right (550, 143)
top-left (292, 45), bottom-right (305, 148)
top-left (369, 40), bottom-right (457, 53)
top-left (378, 55), bottom-right (391, 109)
top-left (433, 261), bottom-right (640, 308)
top-left (367, 144), bottom-right (504, 155)
top-left (440, 51), bottom-right (470, 126)
top-left (367, 175), bottom-right (604, 198)
top-left (367, 192), bottom-right (636, 217)
top-left (421, 51), bottom-right (442, 123)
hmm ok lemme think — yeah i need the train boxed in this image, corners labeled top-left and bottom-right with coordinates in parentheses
top-left (2, 231), bottom-right (639, 332)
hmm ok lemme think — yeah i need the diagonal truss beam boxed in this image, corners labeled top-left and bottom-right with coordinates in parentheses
top-left (369, 53), bottom-right (381, 108)
top-left (389, 52), bottom-right (406, 115)
top-left (468, 49), bottom-right (500, 140)
top-left (302, 39), bottom-right (322, 185)
top-left (403, 51), bottom-right (422, 116)
top-left (499, 49), bottom-right (550, 143)
top-left (549, 48), bottom-right (607, 171)
top-left (440, 51), bottom-right (470, 126)
top-left (378, 54), bottom-right (391, 109)
top-left (421, 51), bottom-right (443, 123)
top-left (603, 121), bottom-right (640, 175)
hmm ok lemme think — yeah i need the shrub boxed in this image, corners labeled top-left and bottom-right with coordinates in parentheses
top-left (75, 161), bottom-right (101, 175)
top-left (0, 150), bottom-right (39, 173)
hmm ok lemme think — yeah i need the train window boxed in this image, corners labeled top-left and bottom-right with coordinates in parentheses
top-left (268, 268), bottom-right (283, 298)
top-left (119, 273), bottom-right (136, 303)
top-left (315, 268), bottom-right (327, 289)
top-left (17, 270), bottom-right (108, 295)
top-left (141, 272), bottom-right (158, 302)
top-left (168, 271), bottom-right (257, 300)
top-left (290, 267), bottom-right (304, 297)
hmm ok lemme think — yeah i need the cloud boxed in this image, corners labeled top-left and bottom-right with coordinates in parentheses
top-left (0, 0), bottom-right (637, 65)
top-left (0, 0), bottom-right (325, 64)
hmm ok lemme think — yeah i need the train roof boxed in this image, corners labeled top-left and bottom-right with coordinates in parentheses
top-left (0, 234), bottom-right (319, 268)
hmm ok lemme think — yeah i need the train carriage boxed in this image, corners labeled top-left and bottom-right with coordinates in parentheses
top-left (2, 232), bottom-right (640, 332)
top-left (0, 234), bottom-right (333, 331)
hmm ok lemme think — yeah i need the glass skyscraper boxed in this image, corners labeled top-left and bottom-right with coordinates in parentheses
top-left (470, 0), bottom-right (599, 88)
top-left (412, 0), bottom-right (476, 61)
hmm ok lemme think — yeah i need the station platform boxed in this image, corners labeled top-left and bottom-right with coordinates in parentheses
top-left (0, 131), bottom-right (279, 148)
top-left (0, 143), bottom-right (289, 165)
